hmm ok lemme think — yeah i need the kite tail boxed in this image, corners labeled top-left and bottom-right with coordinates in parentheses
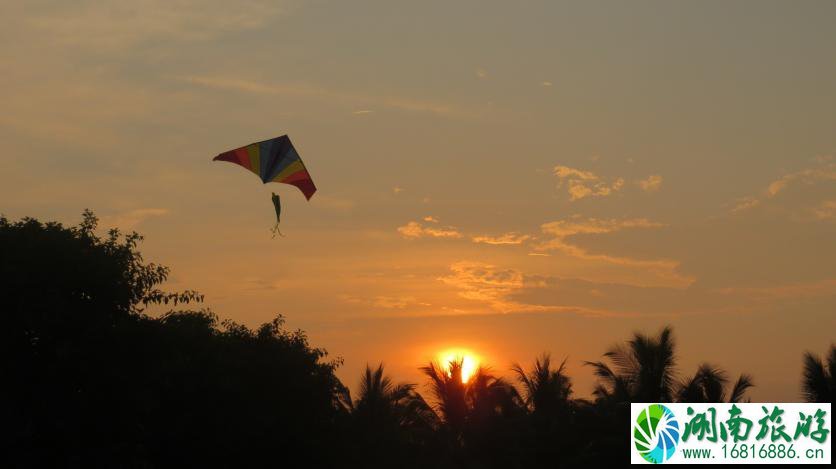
top-left (270, 193), bottom-right (284, 238)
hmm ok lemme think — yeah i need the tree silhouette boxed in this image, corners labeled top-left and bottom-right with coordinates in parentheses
top-left (513, 354), bottom-right (572, 414)
top-left (677, 363), bottom-right (754, 403)
top-left (341, 363), bottom-right (437, 430)
top-left (338, 363), bottom-right (441, 468)
top-left (585, 326), bottom-right (677, 403)
top-left (7, 211), bottom-right (812, 468)
top-left (3, 212), bottom-right (344, 467)
top-left (801, 345), bottom-right (835, 403)
top-left (420, 359), bottom-right (525, 466)
top-left (512, 354), bottom-right (579, 468)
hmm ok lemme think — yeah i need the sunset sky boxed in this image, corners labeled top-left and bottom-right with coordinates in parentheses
top-left (2, 1), bottom-right (835, 400)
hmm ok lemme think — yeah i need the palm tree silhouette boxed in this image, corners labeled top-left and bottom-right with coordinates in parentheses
top-left (677, 363), bottom-right (754, 403)
top-left (420, 359), bottom-right (520, 439)
top-left (512, 354), bottom-right (572, 414)
top-left (421, 358), bottom-right (525, 467)
top-left (512, 354), bottom-right (578, 467)
top-left (801, 346), bottom-right (835, 403)
top-left (421, 360), bottom-right (469, 438)
top-left (340, 363), bottom-right (438, 431)
top-left (585, 326), bottom-right (676, 403)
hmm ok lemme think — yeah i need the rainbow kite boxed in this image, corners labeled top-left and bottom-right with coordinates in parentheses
top-left (214, 135), bottom-right (316, 236)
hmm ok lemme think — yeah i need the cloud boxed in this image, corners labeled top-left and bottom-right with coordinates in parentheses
top-left (438, 261), bottom-right (544, 312)
top-left (237, 276), bottom-right (277, 291)
top-left (553, 165), bottom-right (597, 181)
top-left (732, 159), bottom-right (836, 213)
top-left (716, 278), bottom-right (836, 301)
top-left (471, 232), bottom-right (531, 245)
top-left (423, 216), bottom-right (439, 223)
top-left (475, 68), bottom-right (487, 79)
top-left (29, 0), bottom-right (283, 50)
top-left (439, 261), bottom-right (524, 302)
top-left (811, 200), bottom-right (836, 220)
top-left (536, 217), bottom-right (692, 286)
top-left (769, 165), bottom-right (836, 196)
top-left (392, 187), bottom-right (404, 194)
top-left (352, 110), bottom-right (374, 115)
top-left (397, 221), bottom-right (462, 239)
top-left (101, 208), bottom-right (170, 230)
top-left (638, 174), bottom-right (663, 193)
top-left (180, 75), bottom-right (473, 118)
top-left (340, 294), bottom-right (421, 309)
top-left (541, 81), bottom-right (553, 87)
top-left (553, 165), bottom-right (624, 201)
top-left (540, 217), bottom-right (663, 238)
top-left (731, 196), bottom-right (761, 213)
top-left (437, 261), bottom-right (614, 315)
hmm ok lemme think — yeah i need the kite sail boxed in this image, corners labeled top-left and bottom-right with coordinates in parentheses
top-left (214, 135), bottom-right (316, 236)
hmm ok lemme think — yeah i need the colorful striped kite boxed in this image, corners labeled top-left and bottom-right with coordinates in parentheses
top-left (214, 135), bottom-right (316, 237)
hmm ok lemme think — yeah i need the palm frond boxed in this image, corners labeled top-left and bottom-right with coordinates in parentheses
top-left (728, 374), bottom-right (754, 403)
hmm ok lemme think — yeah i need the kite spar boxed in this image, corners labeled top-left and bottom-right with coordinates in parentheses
top-left (213, 135), bottom-right (316, 237)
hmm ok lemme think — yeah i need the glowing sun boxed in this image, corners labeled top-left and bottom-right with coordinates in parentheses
top-left (438, 348), bottom-right (481, 383)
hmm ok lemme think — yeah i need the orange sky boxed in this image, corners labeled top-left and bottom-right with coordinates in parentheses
top-left (2, 1), bottom-right (835, 401)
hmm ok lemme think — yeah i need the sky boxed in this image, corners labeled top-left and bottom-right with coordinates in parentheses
top-left (2, 0), bottom-right (835, 401)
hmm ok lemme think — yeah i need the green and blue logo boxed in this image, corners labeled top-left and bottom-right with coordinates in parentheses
top-left (634, 404), bottom-right (680, 464)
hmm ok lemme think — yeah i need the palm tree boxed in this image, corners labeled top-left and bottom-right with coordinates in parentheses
top-left (801, 346), bottom-right (835, 403)
top-left (512, 354), bottom-right (578, 467)
top-left (420, 359), bottom-right (521, 439)
top-left (585, 326), bottom-right (677, 403)
top-left (340, 364), bottom-right (439, 468)
top-left (421, 360), bottom-right (469, 437)
top-left (421, 358), bottom-right (525, 468)
top-left (512, 354), bottom-right (572, 414)
top-left (677, 363), bottom-right (754, 403)
top-left (340, 363), bottom-right (437, 431)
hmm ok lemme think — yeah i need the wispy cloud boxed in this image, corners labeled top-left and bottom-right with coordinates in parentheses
top-left (811, 200), bottom-right (836, 220)
top-left (438, 261), bottom-right (549, 313)
top-left (717, 278), bottom-right (836, 301)
top-left (340, 294), bottom-right (423, 309)
top-left (439, 261), bottom-right (524, 303)
top-left (732, 158), bottom-right (836, 214)
top-left (29, 0), bottom-right (283, 50)
top-left (397, 221), bottom-right (462, 239)
top-left (535, 217), bottom-right (692, 286)
top-left (101, 208), bottom-right (170, 230)
top-left (437, 261), bottom-right (611, 315)
top-left (540, 217), bottom-right (663, 238)
top-left (180, 75), bottom-right (474, 118)
top-left (553, 165), bottom-right (624, 201)
top-left (769, 164), bottom-right (836, 196)
top-left (731, 196), bottom-right (761, 213)
top-left (638, 174), bottom-right (663, 193)
top-left (472, 232), bottom-right (531, 245)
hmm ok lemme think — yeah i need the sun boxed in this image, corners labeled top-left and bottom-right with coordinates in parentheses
top-left (438, 348), bottom-right (481, 383)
